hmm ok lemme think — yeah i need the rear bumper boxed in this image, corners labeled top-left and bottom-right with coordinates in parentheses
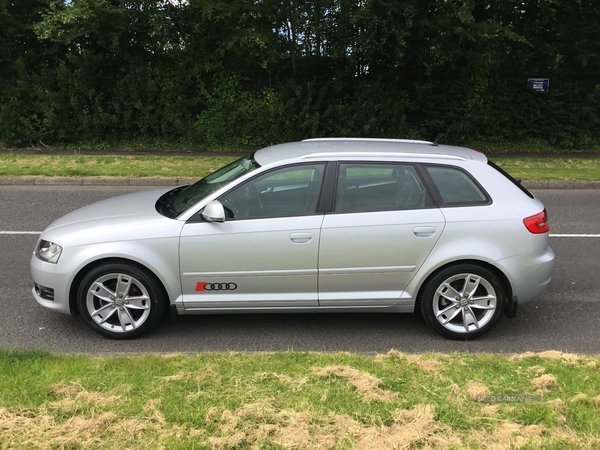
top-left (503, 245), bottom-right (554, 305)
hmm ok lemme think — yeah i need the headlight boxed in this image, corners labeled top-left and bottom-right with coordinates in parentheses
top-left (35, 240), bottom-right (63, 264)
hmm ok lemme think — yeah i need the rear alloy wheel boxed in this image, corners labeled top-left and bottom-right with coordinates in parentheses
top-left (77, 262), bottom-right (166, 339)
top-left (420, 264), bottom-right (505, 340)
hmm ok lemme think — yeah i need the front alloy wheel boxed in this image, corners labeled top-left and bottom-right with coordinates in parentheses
top-left (420, 264), bottom-right (505, 340)
top-left (77, 262), bottom-right (166, 339)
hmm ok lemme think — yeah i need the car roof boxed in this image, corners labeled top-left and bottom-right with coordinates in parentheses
top-left (253, 138), bottom-right (488, 166)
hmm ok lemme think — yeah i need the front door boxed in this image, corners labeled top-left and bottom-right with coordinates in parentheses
top-left (180, 163), bottom-right (326, 311)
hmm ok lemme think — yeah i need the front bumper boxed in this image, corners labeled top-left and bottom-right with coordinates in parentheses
top-left (30, 253), bottom-right (73, 315)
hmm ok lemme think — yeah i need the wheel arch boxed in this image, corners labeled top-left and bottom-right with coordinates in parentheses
top-left (414, 259), bottom-right (513, 313)
top-left (69, 257), bottom-right (171, 317)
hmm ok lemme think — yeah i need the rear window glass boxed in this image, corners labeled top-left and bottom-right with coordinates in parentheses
top-left (426, 166), bottom-right (489, 205)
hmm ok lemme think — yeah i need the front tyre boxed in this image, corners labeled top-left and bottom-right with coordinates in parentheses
top-left (420, 264), bottom-right (505, 340)
top-left (77, 262), bottom-right (167, 339)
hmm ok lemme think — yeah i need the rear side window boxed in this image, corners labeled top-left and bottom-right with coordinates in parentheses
top-left (335, 163), bottom-right (431, 213)
top-left (425, 166), bottom-right (490, 206)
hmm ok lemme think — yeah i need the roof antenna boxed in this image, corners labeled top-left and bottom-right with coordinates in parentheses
top-left (430, 139), bottom-right (439, 147)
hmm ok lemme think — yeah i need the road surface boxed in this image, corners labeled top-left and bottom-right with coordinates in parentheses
top-left (1, 186), bottom-right (598, 354)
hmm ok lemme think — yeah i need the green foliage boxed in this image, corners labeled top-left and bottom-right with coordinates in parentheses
top-left (0, 0), bottom-right (599, 149)
top-left (195, 71), bottom-right (281, 149)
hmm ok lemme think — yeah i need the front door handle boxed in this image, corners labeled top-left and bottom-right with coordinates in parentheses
top-left (290, 232), bottom-right (312, 244)
top-left (413, 226), bottom-right (436, 238)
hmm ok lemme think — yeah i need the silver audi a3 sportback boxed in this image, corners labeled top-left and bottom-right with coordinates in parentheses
top-left (31, 138), bottom-right (554, 340)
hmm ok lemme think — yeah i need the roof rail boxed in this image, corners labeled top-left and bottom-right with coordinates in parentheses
top-left (302, 137), bottom-right (433, 145)
top-left (300, 152), bottom-right (465, 161)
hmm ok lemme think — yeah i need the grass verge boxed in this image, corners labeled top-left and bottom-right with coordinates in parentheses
top-left (1, 349), bottom-right (599, 449)
top-left (1, 154), bottom-right (600, 181)
top-left (492, 157), bottom-right (600, 181)
top-left (0, 154), bottom-right (238, 178)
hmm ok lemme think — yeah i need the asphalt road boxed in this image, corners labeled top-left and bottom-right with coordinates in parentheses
top-left (1, 186), bottom-right (599, 354)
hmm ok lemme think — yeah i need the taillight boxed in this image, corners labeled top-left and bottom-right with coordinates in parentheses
top-left (523, 209), bottom-right (550, 234)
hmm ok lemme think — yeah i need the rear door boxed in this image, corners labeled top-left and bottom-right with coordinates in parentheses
top-left (318, 162), bottom-right (445, 307)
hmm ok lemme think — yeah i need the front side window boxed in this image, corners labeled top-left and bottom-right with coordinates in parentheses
top-left (167, 154), bottom-right (259, 216)
top-left (335, 163), bottom-right (429, 213)
top-left (425, 165), bottom-right (489, 205)
top-left (219, 163), bottom-right (326, 219)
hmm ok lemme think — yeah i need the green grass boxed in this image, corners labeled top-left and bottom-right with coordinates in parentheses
top-left (0, 154), bottom-right (238, 178)
top-left (466, 138), bottom-right (600, 154)
top-left (0, 349), bottom-right (599, 448)
top-left (492, 157), bottom-right (600, 181)
top-left (1, 153), bottom-right (599, 181)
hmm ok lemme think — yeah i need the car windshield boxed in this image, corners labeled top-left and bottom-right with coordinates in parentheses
top-left (168, 154), bottom-right (259, 215)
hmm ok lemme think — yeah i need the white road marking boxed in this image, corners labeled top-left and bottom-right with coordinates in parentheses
top-left (1, 231), bottom-right (599, 237)
top-left (549, 234), bottom-right (600, 238)
top-left (0, 231), bottom-right (42, 235)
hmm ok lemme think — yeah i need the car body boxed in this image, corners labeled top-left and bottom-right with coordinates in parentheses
top-left (31, 138), bottom-right (554, 339)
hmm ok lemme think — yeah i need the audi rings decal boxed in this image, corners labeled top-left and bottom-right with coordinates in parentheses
top-left (196, 282), bottom-right (238, 292)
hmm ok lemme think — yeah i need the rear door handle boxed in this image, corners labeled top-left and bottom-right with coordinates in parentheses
top-left (413, 226), bottom-right (436, 237)
top-left (289, 232), bottom-right (312, 244)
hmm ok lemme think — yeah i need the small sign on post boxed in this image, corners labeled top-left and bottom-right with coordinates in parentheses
top-left (528, 78), bottom-right (550, 93)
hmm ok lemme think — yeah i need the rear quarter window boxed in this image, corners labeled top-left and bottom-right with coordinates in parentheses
top-left (425, 165), bottom-right (490, 206)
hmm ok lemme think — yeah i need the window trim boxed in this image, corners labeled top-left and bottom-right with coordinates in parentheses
top-left (317, 161), bottom-right (337, 213)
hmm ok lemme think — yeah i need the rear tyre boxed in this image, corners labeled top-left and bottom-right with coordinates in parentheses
top-left (420, 264), bottom-right (505, 340)
top-left (77, 262), bottom-right (167, 339)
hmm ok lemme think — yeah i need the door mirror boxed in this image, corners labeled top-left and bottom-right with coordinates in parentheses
top-left (201, 200), bottom-right (226, 223)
